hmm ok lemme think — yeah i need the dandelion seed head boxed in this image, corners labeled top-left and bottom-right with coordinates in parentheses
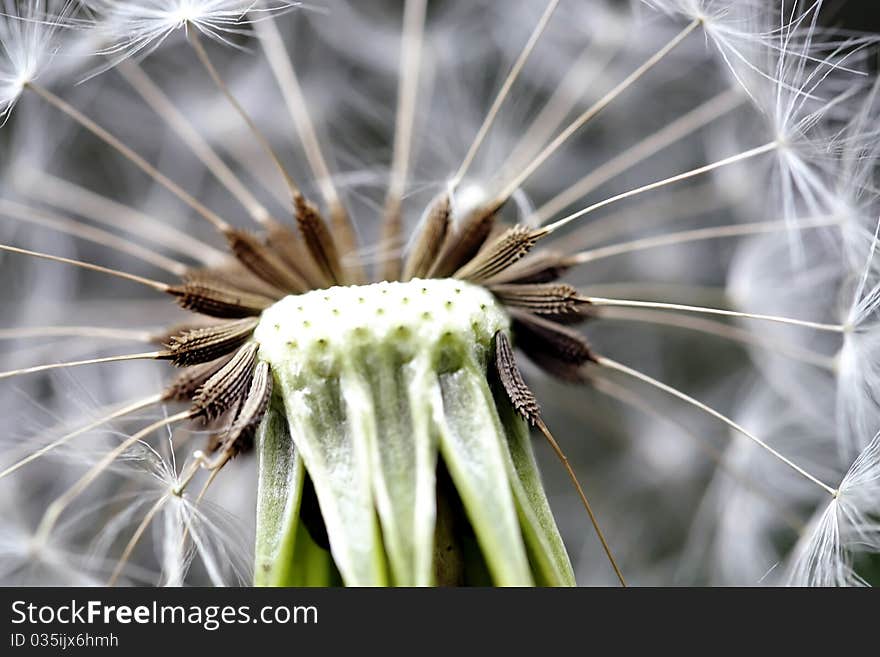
top-left (836, 328), bottom-right (880, 458)
top-left (0, 0), bottom-right (74, 122)
top-left (788, 430), bottom-right (880, 586)
top-left (84, 0), bottom-right (298, 64)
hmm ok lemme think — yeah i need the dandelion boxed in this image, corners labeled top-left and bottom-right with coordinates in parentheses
top-left (787, 431), bottom-right (880, 586)
top-left (1, 0), bottom-right (878, 586)
top-left (83, 0), bottom-right (299, 61)
top-left (0, 0), bottom-right (75, 123)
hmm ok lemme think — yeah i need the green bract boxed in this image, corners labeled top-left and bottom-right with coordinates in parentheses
top-left (253, 279), bottom-right (574, 586)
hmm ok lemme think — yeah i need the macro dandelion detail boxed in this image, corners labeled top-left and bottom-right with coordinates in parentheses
top-left (1, 0), bottom-right (879, 587)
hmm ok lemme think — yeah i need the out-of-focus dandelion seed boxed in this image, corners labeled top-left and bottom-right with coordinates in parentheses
top-left (0, 0), bottom-right (76, 124)
top-left (84, 0), bottom-right (299, 63)
top-left (788, 431), bottom-right (880, 586)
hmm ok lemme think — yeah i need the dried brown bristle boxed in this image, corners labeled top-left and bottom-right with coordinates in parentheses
top-left (509, 308), bottom-right (595, 381)
top-left (482, 249), bottom-right (572, 285)
top-left (164, 317), bottom-right (260, 367)
top-left (493, 331), bottom-right (541, 425)
top-left (490, 283), bottom-right (591, 323)
top-left (169, 273), bottom-right (276, 318)
top-left (476, 219), bottom-right (512, 253)
top-left (225, 228), bottom-right (308, 294)
top-left (208, 361), bottom-right (273, 459)
top-left (380, 197), bottom-right (404, 282)
top-left (191, 342), bottom-right (258, 421)
top-left (454, 225), bottom-right (547, 283)
top-left (151, 316), bottom-right (222, 344)
top-left (265, 222), bottom-right (327, 290)
top-left (295, 194), bottom-right (345, 286)
top-left (426, 203), bottom-right (496, 278)
top-left (328, 201), bottom-right (366, 285)
top-left (161, 353), bottom-right (235, 403)
top-left (195, 261), bottom-right (280, 298)
top-left (401, 192), bottom-right (451, 281)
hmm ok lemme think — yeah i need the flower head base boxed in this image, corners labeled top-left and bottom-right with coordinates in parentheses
top-left (255, 279), bottom-right (509, 369)
top-left (252, 279), bottom-right (572, 586)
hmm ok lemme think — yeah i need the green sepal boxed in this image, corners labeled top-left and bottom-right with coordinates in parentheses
top-left (434, 361), bottom-right (533, 586)
top-left (496, 395), bottom-right (577, 586)
top-left (254, 400), bottom-right (305, 586)
top-left (274, 364), bottom-right (389, 586)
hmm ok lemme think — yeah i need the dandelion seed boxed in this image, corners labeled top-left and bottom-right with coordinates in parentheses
top-left (0, 0), bottom-right (74, 123)
top-left (84, 0), bottom-right (299, 63)
top-left (788, 431), bottom-right (880, 586)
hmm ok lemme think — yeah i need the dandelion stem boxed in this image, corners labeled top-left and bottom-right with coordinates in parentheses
top-left (0, 394), bottom-right (163, 480)
top-left (176, 456), bottom-right (227, 559)
top-left (33, 410), bottom-right (193, 545)
top-left (0, 198), bottom-right (189, 276)
top-left (117, 61), bottom-right (275, 227)
top-left (495, 18), bottom-right (701, 204)
top-left (501, 41), bottom-right (616, 180)
top-left (17, 171), bottom-right (226, 265)
top-left (595, 307), bottom-right (836, 369)
top-left (382, 0), bottom-right (427, 281)
top-left (255, 15), bottom-right (361, 268)
top-left (549, 181), bottom-right (737, 253)
top-left (532, 88), bottom-right (746, 224)
top-left (0, 326), bottom-right (154, 343)
top-left (108, 492), bottom-right (171, 586)
top-left (593, 356), bottom-right (838, 496)
top-left (585, 297), bottom-right (845, 333)
top-left (0, 352), bottom-right (166, 381)
top-left (584, 282), bottom-right (728, 306)
top-left (108, 458), bottom-right (206, 586)
top-left (0, 244), bottom-right (170, 291)
top-left (590, 377), bottom-right (805, 533)
top-left (851, 214), bottom-right (880, 321)
top-left (187, 29), bottom-right (302, 204)
top-left (536, 418), bottom-right (626, 586)
top-left (452, 0), bottom-right (560, 186)
top-left (25, 83), bottom-right (233, 233)
top-left (195, 459), bottom-right (226, 498)
top-left (545, 142), bottom-right (778, 232)
top-left (566, 216), bottom-right (840, 264)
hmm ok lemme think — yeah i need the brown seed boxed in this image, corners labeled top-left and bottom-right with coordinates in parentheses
top-left (481, 249), bottom-right (572, 285)
top-left (161, 353), bottom-right (235, 402)
top-left (426, 203), bottom-right (496, 278)
top-left (380, 197), bottom-right (404, 282)
top-left (490, 283), bottom-right (591, 323)
top-left (509, 308), bottom-right (595, 381)
top-left (454, 225), bottom-right (547, 283)
top-left (295, 194), bottom-right (345, 286)
top-left (225, 228), bottom-right (309, 294)
top-left (152, 316), bottom-right (222, 344)
top-left (196, 260), bottom-right (283, 298)
top-left (208, 361), bottom-right (273, 458)
top-left (164, 317), bottom-right (260, 366)
top-left (493, 331), bottom-right (541, 425)
top-left (402, 192), bottom-right (451, 281)
top-left (169, 272), bottom-right (276, 318)
top-left (328, 201), bottom-right (366, 284)
top-left (191, 343), bottom-right (259, 421)
top-left (265, 222), bottom-right (327, 290)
